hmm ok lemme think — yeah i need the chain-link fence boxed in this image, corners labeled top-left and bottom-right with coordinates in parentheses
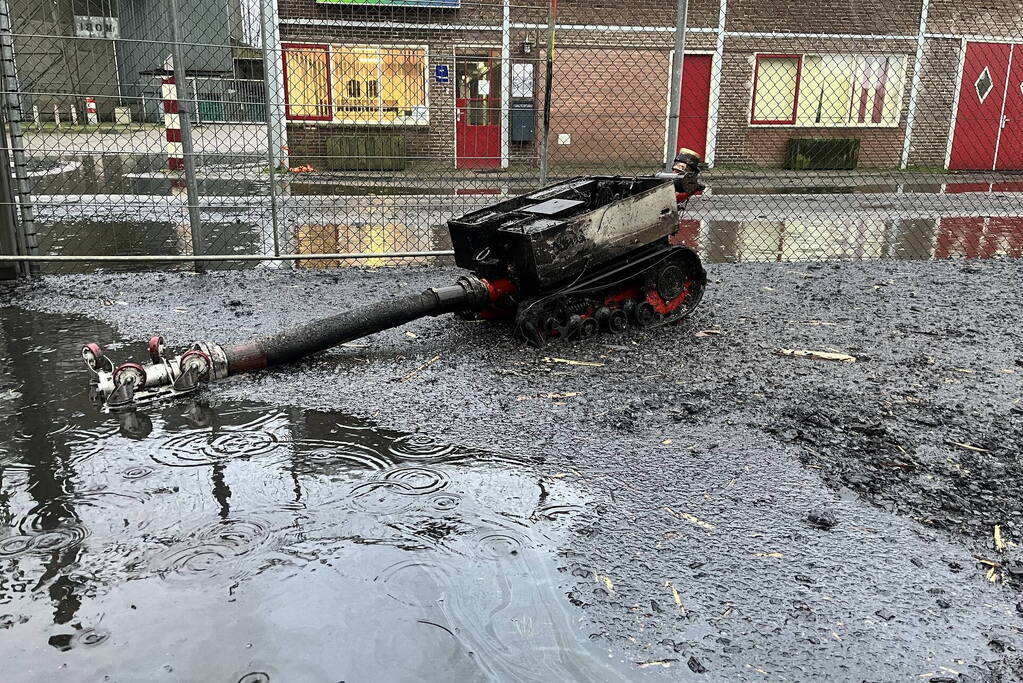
top-left (1, 0), bottom-right (1021, 276)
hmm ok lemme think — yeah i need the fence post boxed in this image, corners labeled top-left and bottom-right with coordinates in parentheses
top-left (665, 0), bottom-right (689, 171)
top-left (0, 0), bottom-right (37, 276)
top-left (0, 109), bottom-right (19, 279)
top-left (260, 0), bottom-right (288, 171)
top-left (500, 0), bottom-right (510, 169)
top-left (538, 0), bottom-right (557, 186)
top-left (259, 0), bottom-right (283, 259)
top-left (166, 0), bottom-right (204, 271)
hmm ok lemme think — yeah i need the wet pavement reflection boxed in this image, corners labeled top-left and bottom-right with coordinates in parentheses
top-left (0, 308), bottom-right (626, 682)
top-left (36, 217), bottom-right (266, 273)
top-left (20, 152), bottom-right (1023, 270)
top-left (673, 216), bottom-right (1023, 261)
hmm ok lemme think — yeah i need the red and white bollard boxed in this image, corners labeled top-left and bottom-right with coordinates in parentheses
top-left (162, 76), bottom-right (184, 171)
top-left (162, 69), bottom-right (190, 248)
top-left (85, 97), bottom-right (98, 125)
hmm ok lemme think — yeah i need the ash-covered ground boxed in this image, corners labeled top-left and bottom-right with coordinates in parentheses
top-left (6, 257), bottom-right (1022, 682)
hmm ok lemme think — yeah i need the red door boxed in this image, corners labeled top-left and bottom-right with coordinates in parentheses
top-left (456, 53), bottom-right (501, 169)
top-left (675, 54), bottom-right (713, 160)
top-left (949, 42), bottom-right (1012, 170)
top-left (995, 45), bottom-right (1023, 169)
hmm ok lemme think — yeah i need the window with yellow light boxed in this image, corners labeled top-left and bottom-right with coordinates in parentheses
top-left (283, 44), bottom-right (429, 125)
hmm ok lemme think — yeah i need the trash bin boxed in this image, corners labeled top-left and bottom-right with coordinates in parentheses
top-left (198, 98), bottom-right (225, 123)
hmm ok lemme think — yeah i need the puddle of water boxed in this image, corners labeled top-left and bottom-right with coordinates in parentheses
top-left (29, 207), bottom-right (1023, 272)
top-left (294, 222), bottom-right (454, 269)
top-left (22, 152), bottom-right (1023, 270)
top-left (0, 308), bottom-right (625, 682)
top-left (33, 218), bottom-right (264, 274)
top-left (934, 217), bottom-right (1023, 259)
top-left (291, 183), bottom-right (454, 197)
top-left (26, 154), bottom-right (265, 197)
top-left (712, 184), bottom-right (868, 196)
top-left (288, 183), bottom-right (536, 197)
top-left (684, 216), bottom-right (1023, 262)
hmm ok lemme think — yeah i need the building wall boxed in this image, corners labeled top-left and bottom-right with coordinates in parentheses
top-left (278, 0), bottom-right (1023, 170)
top-left (278, 26), bottom-right (496, 166)
top-left (278, 0), bottom-right (717, 167)
top-left (906, 38), bottom-right (962, 168)
top-left (726, 0), bottom-right (921, 35)
top-left (118, 0), bottom-right (238, 76)
top-left (927, 0), bottom-right (1023, 37)
top-left (546, 48), bottom-right (670, 165)
top-left (539, 30), bottom-right (717, 165)
top-left (547, 0), bottom-right (719, 29)
top-left (714, 37), bottom-right (918, 168)
top-left (117, 0), bottom-right (240, 115)
top-left (8, 0), bottom-right (120, 118)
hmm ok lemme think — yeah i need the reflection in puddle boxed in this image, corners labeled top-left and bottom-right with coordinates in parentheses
top-left (295, 209), bottom-right (1022, 271)
top-left (24, 150), bottom-right (1023, 270)
top-left (295, 220), bottom-right (454, 268)
top-left (676, 216), bottom-right (1023, 262)
top-left (0, 308), bottom-right (626, 682)
top-left (699, 218), bottom-right (889, 261)
top-left (935, 217), bottom-right (1023, 259)
top-left (34, 208), bottom-right (266, 274)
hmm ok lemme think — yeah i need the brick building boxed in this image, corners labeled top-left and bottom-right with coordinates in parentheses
top-left (276, 0), bottom-right (1023, 170)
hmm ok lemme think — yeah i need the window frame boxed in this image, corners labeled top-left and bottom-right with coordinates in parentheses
top-left (749, 52), bottom-right (908, 129)
top-left (750, 54), bottom-right (802, 125)
top-left (282, 42), bottom-right (430, 126)
top-left (281, 43), bottom-right (333, 122)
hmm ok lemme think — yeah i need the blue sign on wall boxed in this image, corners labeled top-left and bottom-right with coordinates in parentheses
top-left (435, 64), bottom-right (450, 84)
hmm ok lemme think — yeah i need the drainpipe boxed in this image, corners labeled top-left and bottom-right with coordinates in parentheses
top-left (703, 0), bottom-right (727, 168)
top-left (900, 0), bottom-right (930, 169)
top-left (538, 0), bottom-right (557, 186)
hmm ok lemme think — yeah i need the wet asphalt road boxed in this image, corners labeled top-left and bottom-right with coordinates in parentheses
top-left (5, 257), bottom-right (1023, 681)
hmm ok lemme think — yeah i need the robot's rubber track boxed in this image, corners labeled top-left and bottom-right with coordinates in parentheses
top-left (514, 245), bottom-right (706, 347)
